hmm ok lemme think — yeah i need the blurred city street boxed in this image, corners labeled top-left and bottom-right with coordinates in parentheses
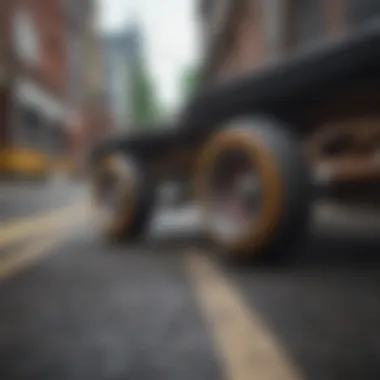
top-left (1, 182), bottom-right (380, 380)
top-left (2, 0), bottom-right (380, 379)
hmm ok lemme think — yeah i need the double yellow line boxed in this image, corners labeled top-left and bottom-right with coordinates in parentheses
top-left (0, 202), bottom-right (86, 281)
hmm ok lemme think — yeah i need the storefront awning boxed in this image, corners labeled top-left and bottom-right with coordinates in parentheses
top-left (13, 78), bottom-right (67, 123)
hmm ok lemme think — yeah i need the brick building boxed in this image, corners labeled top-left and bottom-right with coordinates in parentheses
top-left (197, 0), bottom-right (380, 196)
top-left (199, 0), bottom-right (380, 81)
top-left (64, 0), bottom-right (109, 172)
top-left (0, 0), bottom-right (107, 176)
top-left (82, 1), bottom-right (109, 141)
top-left (0, 0), bottom-right (13, 149)
top-left (0, 0), bottom-right (67, 175)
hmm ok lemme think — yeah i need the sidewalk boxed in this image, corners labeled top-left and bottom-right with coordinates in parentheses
top-left (0, 180), bottom-right (87, 225)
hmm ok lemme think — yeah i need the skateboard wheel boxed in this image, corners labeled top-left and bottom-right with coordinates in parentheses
top-left (195, 118), bottom-right (312, 263)
top-left (90, 153), bottom-right (154, 242)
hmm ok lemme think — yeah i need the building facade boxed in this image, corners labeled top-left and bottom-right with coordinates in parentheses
top-left (63, 0), bottom-right (108, 171)
top-left (64, 0), bottom-right (89, 114)
top-left (83, 2), bottom-right (110, 142)
top-left (197, 0), bottom-right (380, 197)
top-left (0, 0), bottom-right (13, 153)
top-left (0, 0), bottom-right (107, 177)
top-left (1, 0), bottom-right (67, 176)
top-left (101, 26), bottom-right (142, 131)
top-left (199, 0), bottom-right (380, 81)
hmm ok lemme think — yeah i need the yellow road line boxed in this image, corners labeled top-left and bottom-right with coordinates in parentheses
top-left (186, 253), bottom-right (302, 380)
top-left (0, 213), bottom-right (85, 281)
top-left (0, 202), bottom-right (85, 248)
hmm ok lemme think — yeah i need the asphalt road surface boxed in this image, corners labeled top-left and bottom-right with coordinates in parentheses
top-left (1, 181), bottom-right (380, 380)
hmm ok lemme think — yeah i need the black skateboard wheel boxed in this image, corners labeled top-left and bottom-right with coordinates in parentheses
top-left (90, 153), bottom-right (154, 243)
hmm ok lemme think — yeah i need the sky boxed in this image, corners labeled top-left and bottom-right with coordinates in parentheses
top-left (97, 0), bottom-right (201, 110)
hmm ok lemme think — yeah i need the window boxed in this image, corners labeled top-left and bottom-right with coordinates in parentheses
top-left (67, 34), bottom-right (85, 104)
top-left (12, 10), bottom-right (40, 66)
top-left (346, 0), bottom-right (380, 28)
top-left (199, 0), bottom-right (212, 17)
top-left (295, 0), bottom-right (325, 50)
top-left (203, 0), bottom-right (231, 42)
top-left (15, 107), bottom-right (41, 149)
top-left (261, 0), bottom-right (286, 61)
